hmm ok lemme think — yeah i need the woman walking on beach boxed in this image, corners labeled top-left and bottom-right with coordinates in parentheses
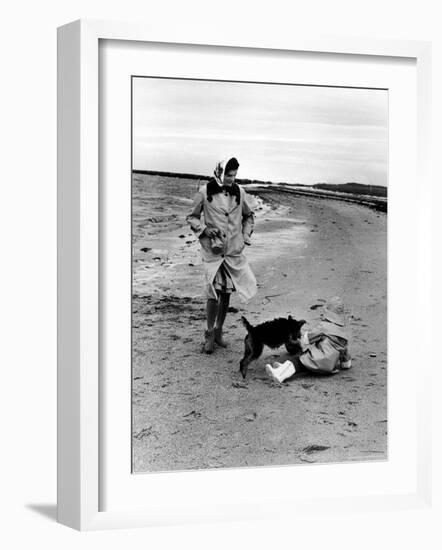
top-left (186, 156), bottom-right (257, 353)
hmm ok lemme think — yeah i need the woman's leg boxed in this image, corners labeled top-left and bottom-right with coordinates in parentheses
top-left (203, 298), bottom-right (218, 354)
top-left (206, 298), bottom-right (218, 331)
top-left (215, 292), bottom-right (230, 329)
top-left (214, 292), bottom-right (230, 347)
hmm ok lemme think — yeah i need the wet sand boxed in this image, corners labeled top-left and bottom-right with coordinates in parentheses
top-left (132, 175), bottom-right (387, 472)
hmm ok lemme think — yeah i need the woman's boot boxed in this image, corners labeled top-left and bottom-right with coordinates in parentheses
top-left (214, 327), bottom-right (228, 347)
top-left (203, 329), bottom-right (215, 354)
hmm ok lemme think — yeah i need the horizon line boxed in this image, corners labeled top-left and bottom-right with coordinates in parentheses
top-left (132, 169), bottom-right (388, 188)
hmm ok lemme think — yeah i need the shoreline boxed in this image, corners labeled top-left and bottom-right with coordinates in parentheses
top-left (246, 185), bottom-right (387, 213)
top-left (132, 170), bottom-right (387, 211)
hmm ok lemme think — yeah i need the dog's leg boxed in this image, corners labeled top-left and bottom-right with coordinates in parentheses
top-left (252, 341), bottom-right (264, 360)
top-left (239, 335), bottom-right (254, 379)
top-left (240, 337), bottom-right (264, 379)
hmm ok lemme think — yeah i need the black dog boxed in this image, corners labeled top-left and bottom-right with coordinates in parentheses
top-left (239, 315), bottom-right (306, 379)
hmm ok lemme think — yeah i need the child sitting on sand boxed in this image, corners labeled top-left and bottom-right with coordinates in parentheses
top-left (266, 297), bottom-right (352, 383)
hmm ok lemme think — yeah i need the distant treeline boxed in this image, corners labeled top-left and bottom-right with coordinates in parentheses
top-left (313, 182), bottom-right (387, 197)
top-left (133, 169), bottom-right (278, 186)
top-left (133, 169), bottom-right (210, 181)
top-left (133, 170), bottom-right (387, 197)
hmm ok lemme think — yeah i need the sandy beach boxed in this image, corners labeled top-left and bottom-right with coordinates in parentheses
top-left (131, 174), bottom-right (387, 473)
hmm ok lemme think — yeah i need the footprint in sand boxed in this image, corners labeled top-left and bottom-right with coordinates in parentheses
top-left (302, 444), bottom-right (331, 454)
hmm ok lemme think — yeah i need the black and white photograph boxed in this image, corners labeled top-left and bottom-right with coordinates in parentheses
top-left (5, 0), bottom-right (438, 540)
top-left (131, 76), bottom-right (388, 473)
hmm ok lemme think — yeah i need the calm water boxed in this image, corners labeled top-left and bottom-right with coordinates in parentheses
top-left (131, 173), bottom-right (308, 297)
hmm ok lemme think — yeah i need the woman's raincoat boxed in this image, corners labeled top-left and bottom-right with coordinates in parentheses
top-left (186, 177), bottom-right (257, 302)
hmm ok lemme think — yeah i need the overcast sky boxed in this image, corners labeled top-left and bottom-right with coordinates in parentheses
top-left (132, 77), bottom-right (388, 186)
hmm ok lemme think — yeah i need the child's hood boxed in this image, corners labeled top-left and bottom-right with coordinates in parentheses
top-left (319, 320), bottom-right (348, 341)
top-left (322, 308), bottom-right (345, 327)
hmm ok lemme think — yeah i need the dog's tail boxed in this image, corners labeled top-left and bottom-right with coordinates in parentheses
top-left (241, 316), bottom-right (253, 332)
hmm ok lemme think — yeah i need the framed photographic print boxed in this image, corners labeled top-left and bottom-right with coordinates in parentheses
top-left (57, 19), bottom-right (432, 530)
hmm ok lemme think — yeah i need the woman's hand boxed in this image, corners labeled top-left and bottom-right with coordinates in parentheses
top-left (204, 227), bottom-right (221, 239)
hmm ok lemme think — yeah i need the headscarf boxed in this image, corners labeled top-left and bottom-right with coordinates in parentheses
top-left (207, 156), bottom-right (241, 204)
top-left (214, 156), bottom-right (237, 187)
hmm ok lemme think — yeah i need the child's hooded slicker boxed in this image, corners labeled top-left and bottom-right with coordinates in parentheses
top-left (300, 297), bottom-right (351, 373)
